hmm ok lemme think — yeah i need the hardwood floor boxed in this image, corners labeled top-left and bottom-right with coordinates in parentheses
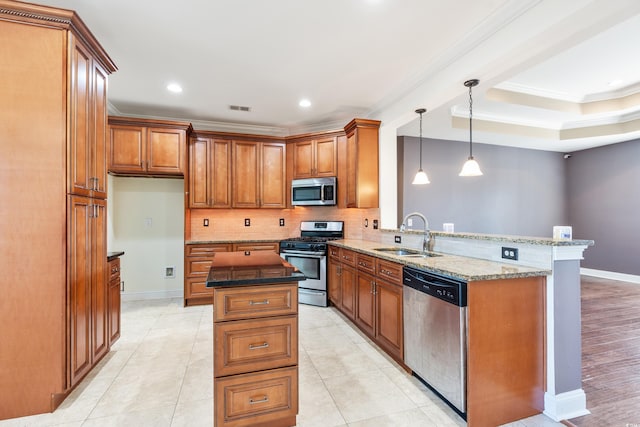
top-left (567, 275), bottom-right (640, 427)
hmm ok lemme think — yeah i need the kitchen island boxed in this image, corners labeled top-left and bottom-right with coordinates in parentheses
top-left (206, 251), bottom-right (304, 427)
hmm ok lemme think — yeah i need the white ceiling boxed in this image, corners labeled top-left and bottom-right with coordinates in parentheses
top-left (35, 0), bottom-right (640, 151)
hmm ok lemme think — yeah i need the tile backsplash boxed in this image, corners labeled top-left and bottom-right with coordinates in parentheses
top-left (188, 206), bottom-right (382, 242)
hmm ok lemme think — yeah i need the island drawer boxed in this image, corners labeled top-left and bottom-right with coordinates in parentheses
top-left (356, 253), bottom-right (376, 274)
top-left (376, 259), bottom-right (403, 285)
top-left (108, 258), bottom-right (120, 282)
top-left (214, 315), bottom-right (297, 377)
top-left (214, 284), bottom-right (298, 322)
top-left (214, 366), bottom-right (298, 427)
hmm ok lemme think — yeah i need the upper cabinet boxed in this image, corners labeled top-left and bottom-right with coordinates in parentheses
top-left (188, 136), bottom-right (231, 208)
top-left (232, 140), bottom-right (286, 208)
top-left (343, 118), bottom-right (381, 208)
top-left (291, 136), bottom-right (337, 179)
top-left (108, 117), bottom-right (192, 177)
top-left (67, 35), bottom-right (110, 200)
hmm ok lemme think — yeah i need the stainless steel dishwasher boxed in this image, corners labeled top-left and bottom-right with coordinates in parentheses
top-left (403, 266), bottom-right (467, 415)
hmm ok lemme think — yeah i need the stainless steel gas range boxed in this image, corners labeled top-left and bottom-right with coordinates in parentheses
top-left (279, 220), bottom-right (344, 307)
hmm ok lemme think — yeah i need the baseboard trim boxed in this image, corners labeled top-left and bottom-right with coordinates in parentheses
top-left (543, 389), bottom-right (590, 422)
top-left (121, 289), bottom-right (183, 302)
top-left (580, 268), bottom-right (640, 284)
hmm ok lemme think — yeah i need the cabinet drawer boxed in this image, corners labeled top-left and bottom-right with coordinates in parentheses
top-left (339, 248), bottom-right (356, 267)
top-left (214, 315), bottom-right (297, 377)
top-left (232, 242), bottom-right (278, 252)
top-left (108, 258), bottom-right (120, 282)
top-left (328, 246), bottom-right (340, 260)
top-left (186, 243), bottom-right (230, 257)
top-left (186, 257), bottom-right (214, 277)
top-left (185, 277), bottom-right (213, 299)
top-left (214, 284), bottom-right (297, 322)
top-left (215, 366), bottom-right (298, 427)
top-left (376, 259), bottom-right (403, 285)
top-left (356, 253), bottom-right (376, 274)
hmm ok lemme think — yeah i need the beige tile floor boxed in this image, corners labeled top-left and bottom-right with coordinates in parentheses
top-left (0, 298), bottom-right (562, 427)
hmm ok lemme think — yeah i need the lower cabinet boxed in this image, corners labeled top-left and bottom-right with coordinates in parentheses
top-left (212, 283), bottom-right (298, 427)
top-left (107, 257), bottom-right (122, 346)
top-left (184, 242), bottom-right (279, 306)
top-left (328, 247), bottom-right (404, 363)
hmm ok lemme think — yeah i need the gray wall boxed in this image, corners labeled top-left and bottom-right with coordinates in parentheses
top-left (400, 136), bottom-right (568, 236)
top-left (566, 139), bottom-right (640, 275)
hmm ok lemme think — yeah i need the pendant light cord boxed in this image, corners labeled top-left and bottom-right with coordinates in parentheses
top-left (419, 111), bottom-right (423, 169)
top-left (468, 82), bottom-right (473, 158)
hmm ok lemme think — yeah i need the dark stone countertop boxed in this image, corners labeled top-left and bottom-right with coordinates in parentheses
top-left (206, 251), bottom-right (306, 288)
top-left (107, 251), bottom-right (125, 261)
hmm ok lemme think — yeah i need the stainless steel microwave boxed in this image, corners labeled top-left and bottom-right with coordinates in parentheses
top-left (291, 177), bottom-right (337, 206)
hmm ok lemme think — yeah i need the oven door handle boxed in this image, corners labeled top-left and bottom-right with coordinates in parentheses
top-left (281, 250), bottom-right (325, 257)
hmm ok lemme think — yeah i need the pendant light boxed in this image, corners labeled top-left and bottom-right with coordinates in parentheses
top-left (412, 108), bottom-right (430, 185)
top-left (459, 79), bottom-right (483, 177)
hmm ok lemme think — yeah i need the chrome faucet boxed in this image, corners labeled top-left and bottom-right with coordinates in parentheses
top-left (400, 212), bottom-right (433, 252)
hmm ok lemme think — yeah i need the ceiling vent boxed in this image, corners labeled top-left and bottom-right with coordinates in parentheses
top-left (229, 105), bottom-right (251, 112)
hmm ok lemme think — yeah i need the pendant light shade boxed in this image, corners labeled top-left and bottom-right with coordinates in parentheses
top-left (412, 108), bottom-right (430, 185)
top-left (459, 79), bottom-right (483, 177)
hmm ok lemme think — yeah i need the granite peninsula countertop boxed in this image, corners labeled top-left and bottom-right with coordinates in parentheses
top-left (329, 239), bottom-right (551, 281)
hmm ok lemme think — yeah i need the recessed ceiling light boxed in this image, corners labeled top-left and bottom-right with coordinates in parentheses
top-left (299, 99), bottom-right (311, 108)
top-left (167, 83), bottom-right (183, 93)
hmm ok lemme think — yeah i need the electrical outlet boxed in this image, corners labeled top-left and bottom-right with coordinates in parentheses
top-left (203, 219), bottom-right (209, 227)
top-left (244, 218), bottom-right (250, 227)
top-left (407, 218), bottom-right (413, 227)
top-left (279, 218), bottom-right (285, 226)
top-left (395, 235), bottom-right (401, 243)
top-left (501, 247), bottom-right (519, 260)
top-left (373, 219), bottom-right (378, 230)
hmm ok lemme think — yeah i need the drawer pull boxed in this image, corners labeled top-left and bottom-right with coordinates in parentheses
top-left (249, 396), bottom-right (269, 405)
top-left (249, 300), bottom-right (270, 306)
top-left (249, 342), bottom-right (269, 350)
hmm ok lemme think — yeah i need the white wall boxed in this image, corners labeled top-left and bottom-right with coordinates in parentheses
top-left (107, 176), bottom-right (184, 300)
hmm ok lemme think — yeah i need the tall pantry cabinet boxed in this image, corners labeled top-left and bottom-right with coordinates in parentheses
top-left (0, 1), bottom-right (117, 420)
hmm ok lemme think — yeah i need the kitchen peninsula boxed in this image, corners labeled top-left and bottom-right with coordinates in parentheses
top-left (206, 251), bottom-right (304, 427)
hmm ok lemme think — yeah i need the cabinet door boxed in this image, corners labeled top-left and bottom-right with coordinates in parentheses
top-left (375, 279), bottom-right (403, 360)
top-left (260, 142), bottom-right (286, 208)
top-left (91, 200), bottom-right (108, 362)
top-left (68, 196), bottom-right (93, 385)
top-left (108, 259), bottom-right (121, 346)
top-left (340, 265), bottom-right (357, 320)
top-left (109, 125), bottom-right (146, 173)
top-left (68, 37), bottom-right (92, 197)
top-left (328, 260), bottom-right (342, 307)
top-left (189, 137), bottom-right (210, 208)
top-left (292, 140), bottom-right (314, 178)
top-left (146, 127), bottom-right (186, 175)
top-left (232, 141), bottom-right (260, 208)
top-left (345, 133), bottom-right (358, 208)
top-left (314, 137), bottom-right (337, 177)
top-left (355, 271), bottom-right (375, 336)
top-left (211, 139), bottom-right (232, 207)
top-left (91, 62), bottom-right (108, 199)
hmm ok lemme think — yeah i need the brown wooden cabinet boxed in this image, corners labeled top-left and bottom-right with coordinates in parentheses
top-left (354, 256), bottom-right (404, 360)
top-left (232, 140), bottom-right (286, 208)
top-left (343, 118), bottom-right (381, 208)
top-left (184, 242), bottom-right (279, 306)
top-left (188, 136), bottom-right (231, 208)
top-left (0, 3), bottom-right (117, 419)
top-left (327, 248), bottom-right (356, 320)
top-left (108, 257), bottom-right (122, 346)
top-left (68, 196), bottom-right (108, 386)
top-left (291, 136), bottom-right (337, 179)
top-left (213, 283), bottom-right (298, 427)
top-left (108, 117), bottom-right (192, 177)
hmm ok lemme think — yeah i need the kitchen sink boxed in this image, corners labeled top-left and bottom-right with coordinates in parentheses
top-left (373, 247), bottom-right (442, 257)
